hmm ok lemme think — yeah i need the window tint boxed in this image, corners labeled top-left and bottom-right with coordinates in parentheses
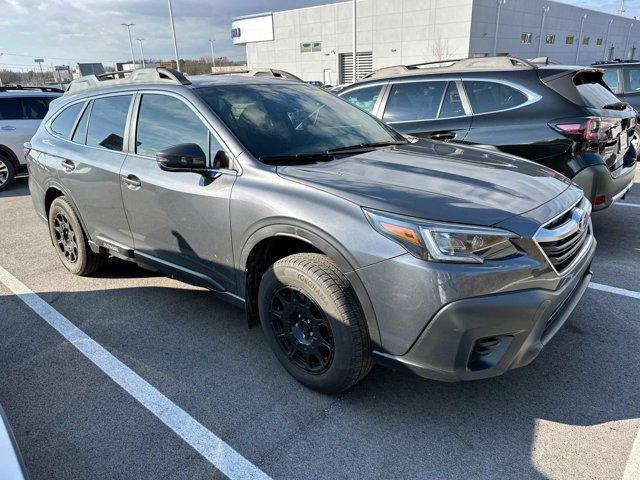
top-left (383, 81), bottom-right (447, 122)
top-left (50, 102), bottom-right (84, 139)
top-left (602, 69), bottom-right (619, 92)
top-left (71, 102), bottom-right (91, 143)
top-left (86, 95), bottom-right (132, 152)
top-left (623, 69), bottom-right (640, 93)
top-left (0, 96), bottom-right (54, 120)
top-left (439, 82), bottom-right (465, 118)
top-left (464, 81), bottom-right (528, 114)
top-left (342, 86), bottom-right (382, 113)
top-left (136, 94), bottom-right (209, 159)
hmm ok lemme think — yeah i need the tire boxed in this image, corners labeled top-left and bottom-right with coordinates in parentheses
top-left (0, 155), bottom-right (15, 192)
top-left (258, 253), bottom-right (373, 393)
top-left (48, 197), bottom-right (107, 276)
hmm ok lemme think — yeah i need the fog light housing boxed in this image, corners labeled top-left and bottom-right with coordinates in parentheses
top-left (468, 335), bottom-right (512, 371)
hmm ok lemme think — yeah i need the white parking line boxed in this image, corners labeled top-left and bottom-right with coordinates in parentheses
top-left (616, 202), bottom-right (640, 208)
top-left (588, 282), bottom-right (640, 300)
top-left (0, 265), bottom-right (272, 480)
top-left (623, 426), bottom-right (640, 480)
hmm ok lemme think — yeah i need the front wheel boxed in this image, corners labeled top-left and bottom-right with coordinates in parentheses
top-left (258, 253), bottom-right (373, 393)
top-left (0, 156), bottom-right (15, 192)
top-left (48, 197), bottom-right (107, 276)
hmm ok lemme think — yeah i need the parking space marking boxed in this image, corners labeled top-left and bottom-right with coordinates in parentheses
top-left (623, 426), bottom-right (640, 480)
top-left (0, 265), bottom-right (272, 480)
top-left (588, 282), bottom-right (640, 300)
top-left (616, 202), bottom-right (640, 208)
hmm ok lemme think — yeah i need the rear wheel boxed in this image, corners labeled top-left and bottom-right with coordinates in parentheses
top-left (258, 253), bottom-right (373, 393)
top-left (0, 155), bottom-right (15, 192)
top-left (48, 197), bottom-right (107, 276)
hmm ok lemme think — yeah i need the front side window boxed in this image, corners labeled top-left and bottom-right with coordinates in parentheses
top-left (383, 81), bottom-right (447, 123)
top-left (341, 85), bottom-right (382, 113)
top-left (545, 34), bottom-right (555, 44)
top-left (50, 102), bottom-right (84, 139)
top-left (623, 69), bottom-right (640, 93)
top-left (136, 94), bottom-right (210, 159)
top-left (463, 81), bottom-right (528, 114)
top-left (521, 32), bottom-right (532, 44)
top-left (86, 95), bottom-right (132, 152)
top-left (197, 84), bottom-right (403, 160)
top-left (0, 96), bottom-right (54, 121)
top-left (602, 69), bottom-right (619, 93)
top-left (566, 35), bottom-right (574, 45)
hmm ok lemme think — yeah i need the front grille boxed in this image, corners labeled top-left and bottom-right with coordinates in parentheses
top-left (535, 199), bottom-right (592, 274)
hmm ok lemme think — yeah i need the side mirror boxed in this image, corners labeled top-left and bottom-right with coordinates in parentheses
top-left (156, 143), bottom-right (207, 172)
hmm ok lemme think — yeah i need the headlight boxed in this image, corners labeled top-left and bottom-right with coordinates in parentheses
top-left (363, 208), bottom-right (519, 263)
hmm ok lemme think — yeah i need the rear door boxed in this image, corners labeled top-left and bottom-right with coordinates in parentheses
top-left (120, 91), bottom-right (237, 293)
top-left (0, 95), bottom-right (55, 167)
top-left (377, 79), bottom-right (471, 142)
top-left (55, 94), bottom-right (134, 249)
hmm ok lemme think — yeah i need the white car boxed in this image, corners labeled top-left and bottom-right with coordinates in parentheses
top-left (0, 405), bottom-right (28, 480)
top-left (0, 87), bottom-right (62, 191)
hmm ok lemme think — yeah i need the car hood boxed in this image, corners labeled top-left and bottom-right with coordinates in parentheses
top-left (277, 140), bottom-right (573, 227)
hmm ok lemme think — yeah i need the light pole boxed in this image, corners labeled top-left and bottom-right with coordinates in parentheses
top-left (493, 0), bottom-right (507, 56)
top-left (604, 19), bottom-right (613, 61)
top-left (537, 5), bottom-right (549, 57)
top-left (209, 39), bottom-right (216, 72)
top-left (122, 23), bottom-right (136, 69)
top-left (352, 0), bottom-right (356, 82)
top-left (575, 14), bottom-right (587, 64)
top-left (167, 0), bottom-right (181, 72)
top-left (625, 22), bottom-right (634, 60)
top-left (136, 38), bottom-right (146, 68)
top-left (0, 52), bottom-right (3, 87)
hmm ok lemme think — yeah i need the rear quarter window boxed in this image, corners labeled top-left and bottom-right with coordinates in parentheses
top-left (50, 102), bottom-right (84, 139)
top-left (463, 81), bottom-right (528, 114)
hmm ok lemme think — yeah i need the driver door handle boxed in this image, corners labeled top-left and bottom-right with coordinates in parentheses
top-left (61, 159), bottom-right (76, 172)
top-left (122, 174), bottom-right (142, 189)
top-left (430, 131), bottom-right (456, 141)
top-left (0, 125), bottom-right (16, 131)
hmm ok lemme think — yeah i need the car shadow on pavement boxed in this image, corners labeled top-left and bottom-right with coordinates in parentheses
top-left (0, 179), bottom-right (29, 199)
top-left (3, 257), bottom-right (636, 480)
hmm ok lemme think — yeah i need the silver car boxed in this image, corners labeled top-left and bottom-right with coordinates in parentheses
top-left (0, 87), bottom-right (62, 191)
top-left (27, 68), bottom-right (595, 393)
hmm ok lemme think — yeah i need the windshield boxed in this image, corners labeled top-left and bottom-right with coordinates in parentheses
top-left (197, 84), bottom-right (404, 160)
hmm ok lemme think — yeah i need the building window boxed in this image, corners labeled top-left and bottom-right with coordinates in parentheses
top-left (545, 34), bottom-right (555, 44)
top-left (566, 35), bottom-right (574, 45)
top-left (301, 42), bottom-right (322, 53)
top-left (521, 32), bottom-right (533, 44)
top-left (596, 38), bottom-right (604, 46)
top-left (582, 37), bottom-right (590, 45)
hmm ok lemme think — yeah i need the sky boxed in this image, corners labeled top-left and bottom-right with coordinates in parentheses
top-left (0, 0), bottom-right (638, 71)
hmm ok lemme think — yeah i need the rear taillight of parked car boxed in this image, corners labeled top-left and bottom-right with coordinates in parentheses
top-left (553, 117), bottom-right (622, 143)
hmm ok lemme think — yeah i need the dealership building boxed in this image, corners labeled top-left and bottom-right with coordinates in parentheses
top-left (231, 0), bottom-right (640, 84)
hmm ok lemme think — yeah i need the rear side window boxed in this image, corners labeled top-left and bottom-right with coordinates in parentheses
top-left (464, 81), bottom-right (528, 114)
top-left (602, 69), bottom-right (619, 92)
top-left (383, 81), bottom-right (447, 122)
top-left (50, 102), bottom-right (84, 139)
top-left (0, 96), bottom-right (54, 120)
top-left (86, 95), bottom-right (132, 152)
top-left (135, 94), bottom-right (209, 159)
top-left (439, 82), bottom-right (465, 118)
top-left (623, 68), bottom-right (640, 93)
top-left (341, 85), bottom-right (382, 113)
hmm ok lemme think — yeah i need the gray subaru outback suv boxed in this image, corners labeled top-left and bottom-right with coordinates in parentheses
top-left (27, 68), bottom-right (595, 392)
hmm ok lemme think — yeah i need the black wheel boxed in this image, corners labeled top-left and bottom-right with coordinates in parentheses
top-left (0, 155), bottom-right (15, 192)
top-left (259, 253), bottom-right (373, 393)
top-left (48, 197), bottom-right (107, 276)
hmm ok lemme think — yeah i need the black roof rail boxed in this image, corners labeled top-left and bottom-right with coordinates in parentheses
top-left (0, 85), bottom-right (64, 93)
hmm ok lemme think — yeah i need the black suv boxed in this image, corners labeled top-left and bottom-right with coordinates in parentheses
top-left (595, 60), bottom-right (640, 111)
top-left (339, 56), bottom-right (637, 210)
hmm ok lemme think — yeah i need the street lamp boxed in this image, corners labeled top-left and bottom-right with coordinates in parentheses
top-left (575, 14), bottom-right (587, 64)
top-left (121, 23), bottom-right (136, 69)
top-left (604, 18), bottom-right (613, 61)
top-left (167, 0), bottom-right (181, 72)
top-left (537, 5), bottom-right (549, 57)
top-left (209, 39), bottom-right (216, 72)
top-left (136, 38), bottom-right (146, 68)
top-left (493, 0), bottom-right (507, 56)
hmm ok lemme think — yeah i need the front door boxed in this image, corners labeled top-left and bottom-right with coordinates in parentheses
top-left (120, 92), bottom-right (237, 292)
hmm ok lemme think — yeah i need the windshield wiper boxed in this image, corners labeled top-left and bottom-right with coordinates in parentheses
top-left (259, 152), bottom-right (335, 164)
top-left (325, 140), bottom-right (408, 154)
top-left (602, 101), bottom-right (630, 111)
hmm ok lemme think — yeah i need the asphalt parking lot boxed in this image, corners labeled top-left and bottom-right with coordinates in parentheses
top-left (0, 179), bottom-right (639, 480)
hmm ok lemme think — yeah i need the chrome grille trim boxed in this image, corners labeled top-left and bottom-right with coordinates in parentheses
top-left (534, 197), bottom-right (593, 276)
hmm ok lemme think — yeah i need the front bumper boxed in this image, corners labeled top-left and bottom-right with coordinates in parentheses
top-left (370, 236), bottom-right (595, 382)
